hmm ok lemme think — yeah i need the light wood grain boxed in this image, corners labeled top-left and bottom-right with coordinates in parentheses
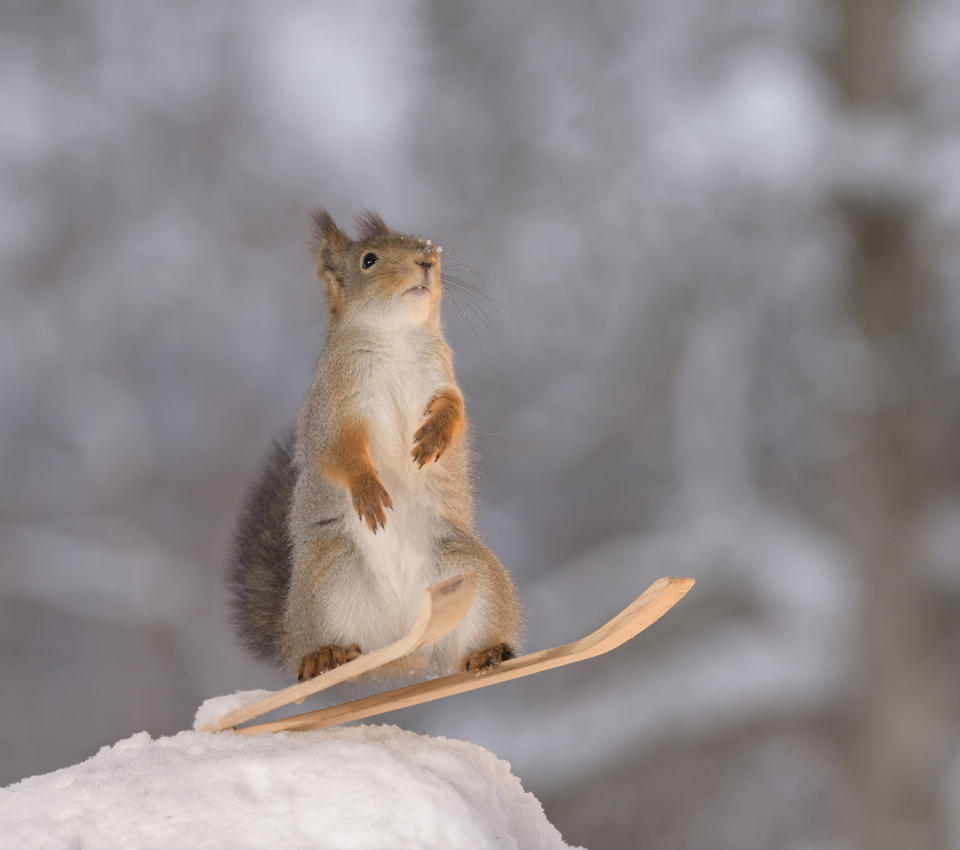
top-left (236, 575), bottom-right (694, 735)
top-left (202, 571), bottom-right (477, 732)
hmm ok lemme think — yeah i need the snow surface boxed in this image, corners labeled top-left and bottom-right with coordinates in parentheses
top-left (0, 723), bottom-right (579, 850)
top-left (193, 688), bottom-right (274, 731)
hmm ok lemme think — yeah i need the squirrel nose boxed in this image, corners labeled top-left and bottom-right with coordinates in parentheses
top-left (416, 244), bottom-right (439, 269)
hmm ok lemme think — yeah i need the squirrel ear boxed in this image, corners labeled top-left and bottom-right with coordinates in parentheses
top-left (310, 208), bottom-right (349, 276)
top-left (356, 210), bottom-right (391, 240)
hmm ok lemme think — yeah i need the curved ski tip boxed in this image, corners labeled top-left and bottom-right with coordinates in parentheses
top-left (644, 576), bottom-right (695, 598)
top-left (668, 576), bottom-right (695, 593)
top-left (430, 569), bottom-right (478, 600)
top-left (418, 570), bottom-right (478, 645)
top-left (660, 576), bottom-right (696, 602)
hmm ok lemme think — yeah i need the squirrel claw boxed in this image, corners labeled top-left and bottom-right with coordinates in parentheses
top-left (298, 644), bottom-right (362, 681)
top-left (412, 422), bottom-right (450, 467)
top-left (351, 470), bottom-right (392, 532)
top-left (463, 643), bottom-right (515, 674)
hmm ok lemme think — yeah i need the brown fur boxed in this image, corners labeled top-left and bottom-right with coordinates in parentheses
top-left (464, 643), bottom-right (515, 672)
top-left (320, 419), bottom-right (393, 531)
top-left (412, 388), bottom-right (465, 468)
top-left (298, 644), bottom-right (362, 681)
top-left (355, 210), bottom-right (391, 239)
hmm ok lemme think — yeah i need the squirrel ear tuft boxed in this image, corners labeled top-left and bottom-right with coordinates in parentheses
top-left (310, 208), bottom-right (349, 275)
top-left (356, 210), bottom-right (391, 240)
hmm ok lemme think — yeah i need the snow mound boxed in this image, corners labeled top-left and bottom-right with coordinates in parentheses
top-left (193, 688), bottom-right (274, 730)
top-left (0, 723), bottom-right (579, 850)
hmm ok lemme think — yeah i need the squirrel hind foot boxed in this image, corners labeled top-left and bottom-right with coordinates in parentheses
top-left (297, 644), bottom-right (362, 682)
top-left (463, 643), bottom-right (515, 674)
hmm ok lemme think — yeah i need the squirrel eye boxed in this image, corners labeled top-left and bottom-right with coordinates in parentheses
top-left (361, 252), bottom-right (378, 270)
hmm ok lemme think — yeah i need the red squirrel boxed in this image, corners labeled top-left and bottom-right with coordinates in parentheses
top-left (228, 210), bottom-right (520, 681)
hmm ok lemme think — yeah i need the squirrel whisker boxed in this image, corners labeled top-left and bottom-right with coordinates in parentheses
top-left (443, 290), bottom-right (486, 369)
top-left (441, 282), bottom-right (497, 338)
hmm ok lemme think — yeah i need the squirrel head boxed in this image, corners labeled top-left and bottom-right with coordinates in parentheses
top-left (310, 209), bottom-right (443, 328)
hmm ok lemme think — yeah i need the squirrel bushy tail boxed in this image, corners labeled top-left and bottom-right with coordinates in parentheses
top-left (226, 430), bottom-right (296, 665)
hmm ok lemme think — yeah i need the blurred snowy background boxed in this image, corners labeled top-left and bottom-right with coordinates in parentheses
top-left (2, 1), bottom-right (959, 848)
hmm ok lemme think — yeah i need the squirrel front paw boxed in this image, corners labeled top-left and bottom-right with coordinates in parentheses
top-left (412, 394), bottom-right (462, 467)
top-left (350, 469), bottom-right (393, 532)
top-left (298, 644), bottom-right (362, 681)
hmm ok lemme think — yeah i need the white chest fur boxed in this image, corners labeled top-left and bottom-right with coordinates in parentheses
top-left (350, 324), bottom-right (447, 478)
top-left (340, 326), bottom-right (449, 649)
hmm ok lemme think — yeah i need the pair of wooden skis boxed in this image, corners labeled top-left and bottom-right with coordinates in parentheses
top-left (200, 572), bottom-right (694, 735)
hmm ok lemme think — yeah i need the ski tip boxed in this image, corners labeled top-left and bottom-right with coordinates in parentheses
top-left (653, 576), bottom-right (696, 604)
top-left (428, 570), bottom-right (478, 604)
top-left (415, 571), bottom-right (478, 646)
top-left (650, 575), bottom-right (695, 595)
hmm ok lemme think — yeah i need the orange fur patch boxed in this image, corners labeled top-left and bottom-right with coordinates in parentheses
top-left (321, 419), bottom-right (393, 531)
top-left (463, 642), bottom-right (515, 673)
top-left (323, 277), bottom-right (346, 320)
top-left (298, 644), bottom-right (362, 681)
top-left (412, 389), bottom-right (464, 467)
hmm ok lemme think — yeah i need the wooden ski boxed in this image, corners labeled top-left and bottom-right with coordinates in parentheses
top-left (202, 570), bottom-right (478, 732)
top-left (234, 575), bottom-right (694, 736)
